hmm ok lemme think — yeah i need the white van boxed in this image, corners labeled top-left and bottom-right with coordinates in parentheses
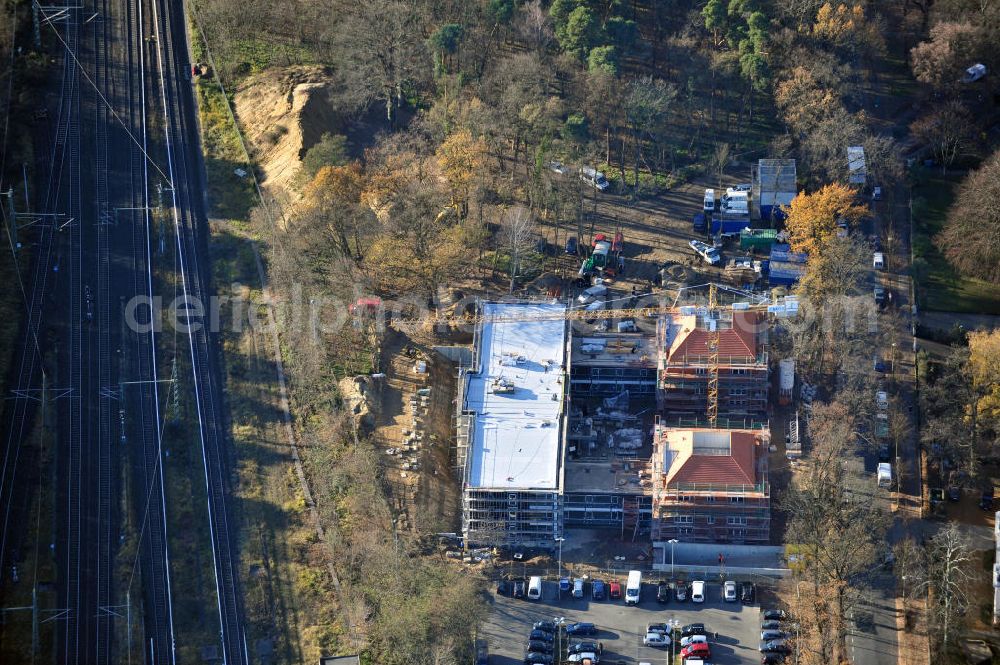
top-left (873, 252), bottom-right (885, 270)
top-left (691, 580), bottom-right (705, 603)
top-left (625, 570), bottom-right (642, 605)
top-left (527, 575), bottom-right (542, 600)
top-left (703, 188), bottom-right (715, 212)
top-left (572, 578), bottom-right (585, 598)
top-left (580, 167), bottom-right (610, 191)
top-left (877, 462), bottom-right (892, 488)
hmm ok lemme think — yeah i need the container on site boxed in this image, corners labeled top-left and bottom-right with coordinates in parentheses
top-left (740, 228), bottom-right (780, 251)
top-left (709, 214), bottom-right (751, 236)
top-left (779, 358), bottom-right (795, 406)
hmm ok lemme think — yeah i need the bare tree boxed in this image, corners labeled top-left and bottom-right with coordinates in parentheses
top-left (499, 206), bottom-right (537, 294)
top-left (711, 143), bottom-right (730, 188)
top-left (335, 0), bottom-right (429, 126)
top-left (927, 523), bottom-right (974, 650)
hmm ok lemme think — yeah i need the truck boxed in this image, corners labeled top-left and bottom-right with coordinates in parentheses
top-left (625, 570), bottom-right (642, 605)
top-left (877, 462), bottom-right (892, 488)
top-left (770, 243), bottom-right (807, 264)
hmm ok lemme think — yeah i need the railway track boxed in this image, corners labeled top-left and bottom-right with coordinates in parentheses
top-left (148, 0), bottom-right (249, 660)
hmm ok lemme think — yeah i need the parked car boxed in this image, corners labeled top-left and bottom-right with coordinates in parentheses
top-left (675, 582), bottom-right (689, 602)
top-left (577, 284), bottom-right (608, 305)
top-left (693, 212), bottom-right (707, 233)
top-left (981, 487), bottom-right (995, 511)
top-left (513, 580), bottom-right (526, 598)
top-left (874, 285), bottom-right (886, 307)
top-left (566, 622), bottom-right (596, 636)
top-left (724, 581), bottom-right (738, 602)
top-left (759, 639), bottom-right (790, 654)
top-left (761, 655), bottom-right (786, 664)
top-left (527, 640), bottom-right (553, 654)
top-left (524, 652), bottom-right (553, 665)
top-left (873, 355), bottom-right (886, 373)
top-left (681, 642), bottom-right (711, 659)
top-left (568, 642), bottom-right (601, 655)
top-left (572, 577), bottom-right (585, 598)
top-left (681, 623), bottom-right (706, 637)
top-left (761, 609), bottom-right (788, 621)
top-left (547, 161), bottom-right (570, 175)
top-left (643, 632), bottom-right (671, 647)
top-left (559, 577), bottom-right (571, 593)
top-left (761, 620), bottom-right (783, 631)
top-left (528, 630), bottom-right (553, 643)
top-left (592, 579), bottom-right (605, 600)
top-left (580, 167), bottom-right (610, 191)
top-left (689, 239), bottom-right (721, 266)
top-left (691, 580), bottom-right (706, 603)
top-left (566, 652), bottom-right (599, 663)
top-left (609, 580), bottom-right (621, 599)
top-left (878, 442), bottom-right (891, 463)
top-left (657, 581), bottom-right (671, 603)
top-left (680, 634), bottom-right (708, 648)
top-left (647, 623), bottom-right (669, 635)
top-left (761, 629), bottom-right (787, 641)
top-left (948, 485), bottom-right (962, 502)
top-left (872, 186), bottom-right (882, 201)
top-left (533, 621), bottom-right (557, 633)
top-left (873, 251), bottom-right (885, 270)
top-left (565, 236), bottom-right (579, 255)
top-left (496, 579), bottom-right (511, 595)
top-left (741, 582), bottom-right (756, 604)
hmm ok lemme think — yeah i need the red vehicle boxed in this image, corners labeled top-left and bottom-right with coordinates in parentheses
top-left (608, 580), bottom-right (622, 599)
top-left (681, 642), bottom-right (711, 660)
top-left (592, 232), bottom-right (608, 246)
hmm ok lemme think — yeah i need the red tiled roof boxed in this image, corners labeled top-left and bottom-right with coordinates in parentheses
top-left (669, 311), bottom-right (762, 361)
top-left (665, 431), bottom-right (759, 487)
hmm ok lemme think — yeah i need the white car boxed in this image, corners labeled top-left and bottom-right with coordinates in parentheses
top-left (724, 580), bottom-right (737, 602)
top-left (876, 390), bottom-right (889, 411)
top-left (689, 240), bottom-right (721, 266)
top-left (680, 634), bottom-right (708, 648)
top-left (643, 632), bottom-right (671, 647)
top-left (567, 654), bottom-right (599, 664)
top-left (577, 284), bottom-right (608, 305)
top-left (547, 161), bottom-right (570, 175)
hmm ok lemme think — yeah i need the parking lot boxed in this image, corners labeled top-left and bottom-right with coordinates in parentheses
top-left (482, 579), bottom-right (765, 664)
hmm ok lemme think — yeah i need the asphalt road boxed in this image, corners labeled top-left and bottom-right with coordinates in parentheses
top-left (483, 580), bottom-right (765, 665)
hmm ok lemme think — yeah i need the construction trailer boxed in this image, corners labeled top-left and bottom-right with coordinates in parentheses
top-left (650, 424), bottom-right (771, 543)
top-left (459, 302), bottom-right (568, 548)
top-left (656, 310), bottom-right (769, 419)
top-left (752, 159), bottom-right (797, 222)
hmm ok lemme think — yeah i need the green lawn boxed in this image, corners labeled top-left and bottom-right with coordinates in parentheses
top-left (911, 174), bottom-right (1000, 315)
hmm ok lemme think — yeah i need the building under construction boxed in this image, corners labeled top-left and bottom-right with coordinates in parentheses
top-left (457, 302), bottom-right (568, 548)
top-left (657, 309), bottom-right (769, 424)
top-left (650, 424), bottom-right (771, 543)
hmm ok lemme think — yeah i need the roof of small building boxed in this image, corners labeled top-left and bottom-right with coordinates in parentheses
top-left (660, 430), bottom-right (762, 487)
top-left (666, 311), bottom-right (762, 361)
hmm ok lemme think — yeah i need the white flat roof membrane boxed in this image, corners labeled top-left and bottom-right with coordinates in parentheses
top-left (465, 303), bottom-right (566, 490)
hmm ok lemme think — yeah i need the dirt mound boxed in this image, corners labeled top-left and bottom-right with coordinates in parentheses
top-left (233, 66), bottom-right (340, 200)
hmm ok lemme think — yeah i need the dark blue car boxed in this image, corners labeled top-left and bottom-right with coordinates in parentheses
top-left (693, 212), bottom-right (707, 233)
top-left (566, 622), bottom-right (597, 636)
top-left (565, 236), bottom-right (579, 255)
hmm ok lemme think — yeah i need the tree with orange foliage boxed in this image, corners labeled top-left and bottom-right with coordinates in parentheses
top-left (783, 184), bottom-right (868, 255)
top-left (813, 3), bottom-right (885, 54)
top-left (435, 128), bottom-right (488, 217)
top-left (300, 163), bottom-right (373, 260)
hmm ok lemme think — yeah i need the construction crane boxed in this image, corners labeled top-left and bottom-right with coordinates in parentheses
top-left (371, 283), bottom-right (796, 426)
